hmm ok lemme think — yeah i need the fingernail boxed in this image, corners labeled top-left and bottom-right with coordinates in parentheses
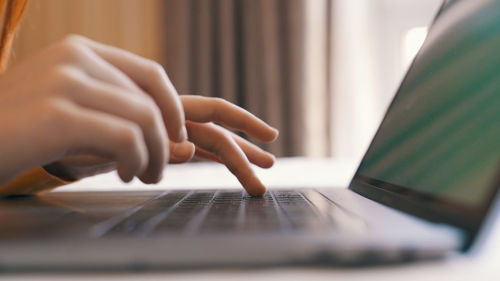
top-left (171, 143), bottom-right (184, 158)
top-left (172, 142), bottom-right (195, 159)
top-left (269, 128), bottom-right (279, 141)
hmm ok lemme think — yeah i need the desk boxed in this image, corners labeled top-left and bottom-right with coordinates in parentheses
top-left (3, 158), bottom-right (500, 280)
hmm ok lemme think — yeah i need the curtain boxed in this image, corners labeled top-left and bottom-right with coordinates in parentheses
top-left (163, 0), bottom-right (332, 157)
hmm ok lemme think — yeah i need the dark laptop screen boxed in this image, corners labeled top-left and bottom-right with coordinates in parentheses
top-left (353, 0), bottom-right (500, 224)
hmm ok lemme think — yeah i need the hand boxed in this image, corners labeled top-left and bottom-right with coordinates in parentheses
top-left (182, 95), bottom-right (278, 195)
top-left (0, 34), bottom-right (187, 185)
top-left (46, 95), bottom-right (279, 195)
top-left (0, 34), bottom-right (278, 195)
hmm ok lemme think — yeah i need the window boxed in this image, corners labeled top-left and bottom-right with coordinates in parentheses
top-left (328, 0), bottom-right (442, 159)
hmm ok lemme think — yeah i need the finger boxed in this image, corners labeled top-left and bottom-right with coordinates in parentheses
top-left (65, 35), bottom-right (187, 143)
top-left (188, 121), bottom-right (275, 168)
top-left (186, 121), bottom-right (266, 195)
top-left (181, 95), bottom-right (279, 142)
top-left (59, 101), bottom-right (149, 182)
top-left (60, 40), bottom-right (142, 94)
top-left (194, 146), bottom-right (223, 164)
top-left (64, 71), bottom-right (168, 184)
top-left (168, 141), bottom-right (196, 164)
top-left (231, 133), bottom-right (276, 168)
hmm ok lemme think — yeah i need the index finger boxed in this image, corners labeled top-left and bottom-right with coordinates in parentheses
top-left (186, 121), bottom-right (266, 195)
top-left (181, 95), bottom-right (279, 142)
top-left (66, 35), bottom-right (187, 143)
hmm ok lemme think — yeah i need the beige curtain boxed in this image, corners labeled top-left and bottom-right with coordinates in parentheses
top-left (163, 0), bottom-right (325, 157)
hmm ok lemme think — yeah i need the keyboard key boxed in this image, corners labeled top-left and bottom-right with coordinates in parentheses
top-left (240, 192), bottom-right (282, 232)
top-left (152, 191), bottom-right (216, 234)
top-left (273, 190), bottom-right (326, 232)
top-left (198, 191), bottom-right (243, 233)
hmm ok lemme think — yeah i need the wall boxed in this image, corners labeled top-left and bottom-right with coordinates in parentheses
top-left (10, 0), bottom-right (165, 67)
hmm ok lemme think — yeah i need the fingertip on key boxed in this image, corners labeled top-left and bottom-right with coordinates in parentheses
top-left (246, 177), bottom-right (267, 196)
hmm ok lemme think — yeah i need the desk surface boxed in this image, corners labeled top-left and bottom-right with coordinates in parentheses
top-left (3, 158), bottom-right (500, 280)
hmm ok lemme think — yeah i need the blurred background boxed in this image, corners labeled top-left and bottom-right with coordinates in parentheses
top-left (11, 0), bottom-right (441, 159)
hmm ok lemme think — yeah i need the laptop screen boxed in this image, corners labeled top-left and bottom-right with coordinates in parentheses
top-left (352, 0), bottom-right (500, 229)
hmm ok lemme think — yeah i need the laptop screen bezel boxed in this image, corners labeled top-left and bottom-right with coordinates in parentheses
top-left (348, 0), bottom-right (500, 251)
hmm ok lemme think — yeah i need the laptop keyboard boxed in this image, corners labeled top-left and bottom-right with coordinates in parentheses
top-left (90, 190), bottom-right (329, 237)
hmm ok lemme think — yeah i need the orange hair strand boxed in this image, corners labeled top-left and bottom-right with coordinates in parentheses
top-left (0, 0), bottom-right (28, 72)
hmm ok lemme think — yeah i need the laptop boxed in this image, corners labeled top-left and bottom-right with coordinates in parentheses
top-left (0, 0), bottom-right (499, 269)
